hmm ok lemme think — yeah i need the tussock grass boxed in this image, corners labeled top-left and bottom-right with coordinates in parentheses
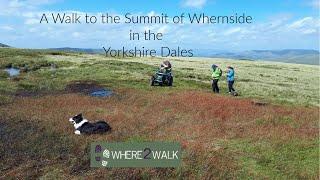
top-left (0, 48), bottom-right (319, 179)
top-left (118, 56), bottom-right (320, 106)
top-left (1, 91), bottom-right (318, 179)
top-left (1, 48), bottom-right (319, 106)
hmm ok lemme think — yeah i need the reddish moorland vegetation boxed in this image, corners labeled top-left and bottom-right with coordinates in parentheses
top-left (0, 89), bottom-right (318, 178)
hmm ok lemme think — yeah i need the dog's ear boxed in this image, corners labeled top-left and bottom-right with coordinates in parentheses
top-left (77, 113), bottom-right (82, 118)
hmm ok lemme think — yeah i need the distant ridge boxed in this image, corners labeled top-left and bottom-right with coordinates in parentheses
top-left (46, 47), bottom-right (319, 65)
top-left (0, 43), bottom-right (10, 47)
top-left (196, 49), bottom-right (320, 65)
top-left (49, 47), bottom-right (103, 54)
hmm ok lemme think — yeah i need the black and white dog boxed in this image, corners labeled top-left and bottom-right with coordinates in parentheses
top-left (69, 113), bottom-right (111, 135)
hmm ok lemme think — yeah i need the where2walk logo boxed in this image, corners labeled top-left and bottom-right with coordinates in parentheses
top-left (91, 142), bottom-right (181, 167)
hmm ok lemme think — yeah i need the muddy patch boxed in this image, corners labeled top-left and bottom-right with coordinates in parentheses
top-left (65, 81), bottom-right (113, 97)
top-left (13, 81), bottom-right (113, 98)
top-left (251, 100), bottom-right (269, 106)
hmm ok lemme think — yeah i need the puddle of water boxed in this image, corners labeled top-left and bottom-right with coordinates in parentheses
top-left (50, 64), bottom-right (57, 71)
top-left (5, 68), bottom-right (20, 77)
top-left (90, 89), bottom-right (113, 97)
top-left (65, 81), bottom-right (113, 97)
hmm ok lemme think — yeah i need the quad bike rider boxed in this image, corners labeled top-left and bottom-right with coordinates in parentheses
top-left (150, 60), bottom-right (173, 86)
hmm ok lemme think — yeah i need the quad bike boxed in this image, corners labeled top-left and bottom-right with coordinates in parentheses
top-left (150, 69), bottom-right (173, 86)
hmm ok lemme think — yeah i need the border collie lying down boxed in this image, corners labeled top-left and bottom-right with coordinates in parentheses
top-left (69, 114), bottom-right (111, 135)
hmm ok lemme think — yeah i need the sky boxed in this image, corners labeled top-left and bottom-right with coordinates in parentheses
top-left (0, 0), bottom-right (319, 50)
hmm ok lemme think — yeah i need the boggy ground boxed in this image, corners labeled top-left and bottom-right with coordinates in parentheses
top-left (0, 87), bottom-right (318, 179)
top-left (0, 48), bottom-right (319, 179)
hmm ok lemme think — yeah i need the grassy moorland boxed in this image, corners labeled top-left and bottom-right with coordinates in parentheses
top-left (0, 48), bottom-right (319, 179)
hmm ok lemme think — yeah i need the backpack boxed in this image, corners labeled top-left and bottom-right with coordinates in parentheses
top-left (218, 68), bottom-right (222, 77)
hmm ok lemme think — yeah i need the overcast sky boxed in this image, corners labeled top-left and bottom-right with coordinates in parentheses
top-left (0, 0), bottom-right (319, 50)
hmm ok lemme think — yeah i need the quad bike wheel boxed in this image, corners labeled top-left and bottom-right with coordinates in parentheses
top-left (168, 76), bottom-right (173, 86)
top-left (150, 76), bottom-right (155, 86)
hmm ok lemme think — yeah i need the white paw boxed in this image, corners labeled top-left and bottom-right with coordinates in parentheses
top-left (74, 130), bottom-right (81, 135)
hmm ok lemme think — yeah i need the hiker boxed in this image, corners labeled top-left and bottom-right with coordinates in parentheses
top-left (226, 66), bottom-right (236, 94)
top-left (160, 60), bottom-right (172, 73)
top-left (211, 64), bottom-right (222, 93)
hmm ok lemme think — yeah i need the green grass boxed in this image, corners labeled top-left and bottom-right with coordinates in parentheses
top-left (225, 139), bottom-right (319, 179)
top-left (0, 48), bottom-right (319, 179)
top-left (119, 57), bottom-right (320, 106)
top-left (1, 48), bottom-right (319, 106)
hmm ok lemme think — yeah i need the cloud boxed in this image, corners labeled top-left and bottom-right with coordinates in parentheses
top-left (7, 13), bottom-right (320, 49)
top-left (72, 32), bottom-right (82, 38)
top-left (25, 0), bottom-right (58, 6)
top-left (301, 29), bottom-right (316, 34)
top-left (0, 25), bottom-right (14, 31)
top-left (0, 1), bottom-right (318, 50)
top-left (308, 0), bottom-right (320, 9)
top-left (182, 0), bottom-right (207, 8)
top-left (25, 18), bottom-right (39, 25)
top-left (224, 27), bottom-right (242, 35)
top-left (157, 25), bottom-right (169, 33)
top-left (287, 17), bottom-right (319, 35)
top-left (288, 17), bottom-right (314, 29)
top-left (0, 0), bottom-right (57, 16)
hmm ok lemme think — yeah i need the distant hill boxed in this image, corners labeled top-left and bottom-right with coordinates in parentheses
top-left (197, 49), bottom-right (320, 65)
top-left (48, 47), bottom-right (319, 65)
top-left (0, 43), bottom-right (10, 47)
top-left (49, 47), bottom-right (103, 54)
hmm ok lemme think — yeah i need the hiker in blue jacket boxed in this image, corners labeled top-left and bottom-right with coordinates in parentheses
top-left (226, 66), bottom-right (236, 93)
